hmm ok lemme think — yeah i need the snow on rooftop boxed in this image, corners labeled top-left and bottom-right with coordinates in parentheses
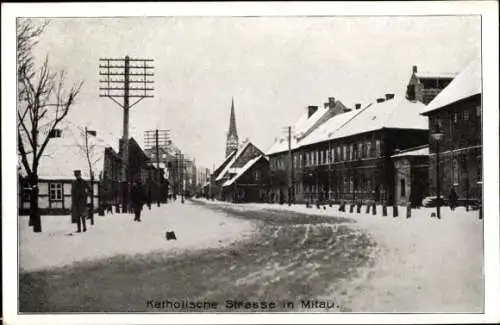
top-left (422, 58), bottom-right (481, 115)
top-left (332, 96), bottom-right (428, 140)
top-left (215, 141), bottom-right (254, 182)
top-left (299, 109), bottom-right (363, 147)
top-left (223, 155), bottom-right (264, 187)
top-left (391, 145), bottom-right (429, 158)
top-left (19, 124), bottom-right (110, 181)
top-left (415, 71), bottom-right (458, 79)
top-left (266, 105), bottom-right (330, 155)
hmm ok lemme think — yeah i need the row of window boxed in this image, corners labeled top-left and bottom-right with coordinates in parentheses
top-left (270, 140), bottom-right (382, 170)
top-left (305, 140), bottom-right (381, 167)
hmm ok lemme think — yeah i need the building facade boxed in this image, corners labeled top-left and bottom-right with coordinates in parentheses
top-left (421, 59), bottom-right (482, 207)
top-left (267, 97), bottom-right (351, 204)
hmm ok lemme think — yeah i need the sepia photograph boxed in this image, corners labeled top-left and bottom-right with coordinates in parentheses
top-left (2, 2), bottom-right (499, 325)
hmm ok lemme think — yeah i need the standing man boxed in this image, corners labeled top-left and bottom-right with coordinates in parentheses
top-left (131, 180), bottom-right (147, 222)
top-left (449, 186), bottom-right (458, 211)
top-left (71, 170), bottom-right (89, 233)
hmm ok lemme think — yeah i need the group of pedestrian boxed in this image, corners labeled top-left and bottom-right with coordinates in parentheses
top-left (70, 169), bottom-right (149, 233)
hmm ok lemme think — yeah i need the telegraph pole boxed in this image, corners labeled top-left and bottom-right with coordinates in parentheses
top-left (99, 56), bottom-right (154, 213)
top-left (84, 127), bottom-right (97, 225)
top-left (144, 129), bottom-right (170, 206)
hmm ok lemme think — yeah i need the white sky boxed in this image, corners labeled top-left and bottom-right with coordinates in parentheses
top-left (28, 16), bottom-right (480, 169)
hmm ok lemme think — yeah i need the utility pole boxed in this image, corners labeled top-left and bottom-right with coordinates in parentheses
top-left (99, 56), bottom-right (154, 213)
top-left (84, 127), bottom-right (97, 225)
top-left (144, 129), bottom-right (170, 206)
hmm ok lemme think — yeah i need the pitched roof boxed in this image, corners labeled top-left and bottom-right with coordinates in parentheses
top-left (331, 96), bottom-right (428, 140)
top-left (422, 58), bottom-right (481, 115)
top-left (266, 104), bottom-right (333, 155)
top-left (215, 141), bottom-right (253, 182)
top-left (299, 108), bottom-right (364, 147)
top-left (391, 145), bottom-right (429, 158)
top-left (19, 124), bottom-right (109, 180)
top-left (222, 155), bottom-right (266, 187)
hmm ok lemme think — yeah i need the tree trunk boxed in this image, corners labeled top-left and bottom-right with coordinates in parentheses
top-left (29, 174), bottom-right (42, 232)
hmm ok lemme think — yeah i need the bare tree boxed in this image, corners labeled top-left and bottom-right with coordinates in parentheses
top-left (17, 18), bottom-right (84, 232)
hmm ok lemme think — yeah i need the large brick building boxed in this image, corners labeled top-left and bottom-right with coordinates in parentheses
top-left (300, 94), bottom-right (429, 205)
top-left (421, 58), bottom-right (482, 206)
top-left (266, 65), bottom-right (455, 206)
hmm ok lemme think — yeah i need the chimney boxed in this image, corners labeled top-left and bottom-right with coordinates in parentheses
top-left (412, 65), bottom-right (417, 74)
top-left (376, 98), bottom-right (385, 103)
top-left (307, 105), bottom-right (318, 118)
top-left (328, 97), bottom-right (336, 108)
top-left (355, 103), bottom-right (362, 110)
top-left (324, 102), bottom-right (329, 109)
top-left (385, 93), bottom-right (395, 100)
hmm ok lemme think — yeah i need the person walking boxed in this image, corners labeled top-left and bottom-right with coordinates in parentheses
top-left (130, 181), bottom-right (147, 222)
top-left (71, 170), bottom-right (89, 233)
top-left (449, 186), bottom-right (458, 211)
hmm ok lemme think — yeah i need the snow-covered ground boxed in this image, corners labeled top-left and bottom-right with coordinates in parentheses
top-left (19, 200), bottom-right (256, 272)
top-left (194, 199), bottom-right (484, 312)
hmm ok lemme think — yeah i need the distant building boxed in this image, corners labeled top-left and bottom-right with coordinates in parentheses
top-left (421, 58), bottom-right (482, 206)
top-left (226, 98), bottom-right (239, 158)
top-left (213, 140), bottom-right (269, 202)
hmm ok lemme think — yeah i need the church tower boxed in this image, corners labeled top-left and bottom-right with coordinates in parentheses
top-left (225, 97), bottom-right (239, 157)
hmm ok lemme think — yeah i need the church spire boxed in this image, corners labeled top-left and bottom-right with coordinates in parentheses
top-left (226, 97), bottom-right (239, 157)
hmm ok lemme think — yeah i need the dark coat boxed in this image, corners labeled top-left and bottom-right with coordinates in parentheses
top-left (130, 183), bottom-right (147, 208)
top-left (71, 178), bottom-right (89, 223)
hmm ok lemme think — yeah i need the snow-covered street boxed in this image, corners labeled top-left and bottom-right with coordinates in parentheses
top-left (19, 199), bottom-right (483, 313)
top-left (196, 199), bottom-right (484, 312)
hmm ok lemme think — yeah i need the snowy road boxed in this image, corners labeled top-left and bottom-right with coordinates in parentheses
top-left (19, 199), bottom-right (482, 313)
top-left (19, 199), bottom-right (375, 312)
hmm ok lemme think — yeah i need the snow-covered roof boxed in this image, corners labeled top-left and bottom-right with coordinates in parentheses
top-left (215, 141), bottom-right (253, 182)
top-left (266, 105), bottom-right (331, 155)
top-left (299, 108), bottom-right (364, 147)
top-left (19, 123), bottom-right (110, 181)
top-left (331, 96), bottom-right (428, 140)
top-left (415, 71), bottom-right (458, 79)
top-left (422, 58), bottom-right (481, 115)
top-left (222, 155), bottom-right (264, 187)
top-left (391, 145), bottom-right (429, 158)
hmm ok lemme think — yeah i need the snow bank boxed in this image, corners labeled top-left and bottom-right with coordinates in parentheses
top-left (19, 200), bottom-right (256, 272)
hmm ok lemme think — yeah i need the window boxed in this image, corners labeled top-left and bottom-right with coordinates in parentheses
top-left (375, 140), bottom-right (381, 157)
top-left (346, 145), bottom-right (351, 161)
top-left (476, 105), bottom-right (481, 117)
top-left (22, 184), bottom-right (31, 201)
top-left (400, 178), bottom-right (406, 197)
top-left (254, 171), bottom-right (260, 181)
top-left (453, 112), bottom-right (458, 124)
top-left (49, 183), bottom-right (63, 201)
top-left (162, 153), bottom-right (167, 159)
top-left (367, 142), bottom-right (372, 157)
top-left (463, 110), bottom-right (469, 121)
